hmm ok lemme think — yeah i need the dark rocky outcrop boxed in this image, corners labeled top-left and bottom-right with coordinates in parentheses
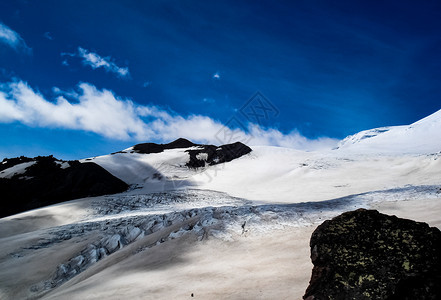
top-left (133, 138), bottom-right (197, 154)
top-left (0, 156), bottom-right (128, 218)
top-left (133, 138), bottom-right (252, 168)
top-left (0, 156), bottom-right (33, 172)
top-left (304, 209), bottom-right (441, 300)
top-left (186, 141), bottom-right (252, 168)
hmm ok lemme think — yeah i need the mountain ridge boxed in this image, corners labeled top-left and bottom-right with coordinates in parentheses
top-left (0, 139), bottom-right (252, 217)
top-left (337, 109), bottom-right (441, 154)
top-left (0, 156), bottom-right (129, 218)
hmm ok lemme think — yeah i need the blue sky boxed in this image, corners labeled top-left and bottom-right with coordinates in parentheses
top-left (0, 0), bottom-right (440, 159)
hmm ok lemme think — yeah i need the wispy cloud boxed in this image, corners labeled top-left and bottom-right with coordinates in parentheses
top-left (0, 80), bottom-right (338, 150)
top-left (0, 22), bottom-right (32, 54)
top-left (78, 47), bottom-right (129, 78)
top-left (43, 32), bottom-right (53, 40)
top-left (61, 47), bottom-right (130, 78)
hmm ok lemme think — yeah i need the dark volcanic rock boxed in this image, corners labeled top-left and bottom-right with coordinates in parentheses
top-left (186, 142), bottom-right (252, 168)
top-left (0, 156), bottom-right (128, 218)
top-left (133, 138), bottom-right (252, 168)
top-left (133, 138), bottom-right (196, 154)
top-left (0, 156), bottom-right (33, 172)
top-left (304, 209), bottom-right (441, 300)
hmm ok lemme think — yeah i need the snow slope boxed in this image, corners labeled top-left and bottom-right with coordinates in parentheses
top-left (0, 161), bottom-right (35, 179)
top-left (338, 109), bottom-right (441, 154)
top-left (82, 109), bottom-right (441, 203)
top-left (194, 147), bottom-right (441, 202)
top-left (1, 109), bottom-right (441, 299)
top-left (86, 148), bottom-right (199, 192)
top-left (88, 146), bottom-right (441, 203)
top-left (86, 149), bottom-right (191, 183)
top-left (1, 184), bottom-right (440, 299)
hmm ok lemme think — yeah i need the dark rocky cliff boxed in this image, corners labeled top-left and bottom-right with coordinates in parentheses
top-left (133, 138), bottom-right (252, 168)
top-left (0, 156), bottom-right (128, 218)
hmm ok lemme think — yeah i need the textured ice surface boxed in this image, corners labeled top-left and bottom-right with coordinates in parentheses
top-left (19, 185), bottom-right (440, 296)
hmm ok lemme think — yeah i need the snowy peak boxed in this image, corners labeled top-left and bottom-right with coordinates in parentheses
top-left (337, 127), bottom-right (394, 147)
top-left (89, 139), bottom-right (252, 188)
top-left (411, 108), bottom-right (441, 127)
top-left (337, 109), bottom-right (441, 154)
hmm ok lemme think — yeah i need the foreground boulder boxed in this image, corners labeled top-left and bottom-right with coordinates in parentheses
top-left (304, 209), bottom-right (441, 300)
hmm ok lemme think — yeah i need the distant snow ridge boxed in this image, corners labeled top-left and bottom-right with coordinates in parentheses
top-left (338, 127), bottom-right (392, 147)
top-left (337, 109), bottom-right (441, 154)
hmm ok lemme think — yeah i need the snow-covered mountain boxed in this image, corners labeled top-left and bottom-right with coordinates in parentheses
top-left (337, 109), bottom-right (441, 154)
top-left (79, 110), bottom-right (441, 203)
top-left (0, 156), bottom-right (128, 217)
top-left (2, 110), bottom-right (439, 216)
top-left (0, 110), bottom-right (440, 299)
top-left (0, 140), bottom-right (251, 217)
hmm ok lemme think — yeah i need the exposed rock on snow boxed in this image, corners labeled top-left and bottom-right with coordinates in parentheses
top-left (132, 138), bottom-right (197, 154)
top-left (186, 141), bottom-right (252, 168)
top-left (0, 156), bottom-right (34, 172)
top-left (131, 138), bottom-right (252, 168)
top-left (1, 109), bottom-right (441, 299)
top-left (0, 156), bottom-right (128, 217)
top-left (0, 161), bottom-right (36, 179)
top-left (88, 139), bottom-right (252, 190)
top-left (132, 138), bottom-right (252, 168)
top-left (304, 209), bottom-right (441, 300)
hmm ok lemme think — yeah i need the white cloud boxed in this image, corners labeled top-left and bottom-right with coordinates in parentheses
top-left (247, 125), bottom-right (338, 150)
top-left (77, 47), bottom-right (130, 78)
top-left (0, 80), bottom-right (338, 151)
top-left (213, 72), bottom-right (220, 79)
top-left (0, 22), bottom-right (32, 54)
top-left (0, 81), bottom-right (148, 140)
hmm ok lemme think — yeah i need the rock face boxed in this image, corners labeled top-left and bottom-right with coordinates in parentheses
top-left (133, 138), bottom-right (197, 154)
top-left (0, 156), bottom-right (33, 172)
top-left (133, 138), bottom-right (252, 168)
top-left (0, 156), bottom-right (128, 218)
top-left (186, 141), bottom-right (252, 168)
top-left (304, 209), bottom-right (441, 300)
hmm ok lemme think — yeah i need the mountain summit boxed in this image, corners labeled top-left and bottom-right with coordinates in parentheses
top-left (337, 109), bottom-right (441, 154)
